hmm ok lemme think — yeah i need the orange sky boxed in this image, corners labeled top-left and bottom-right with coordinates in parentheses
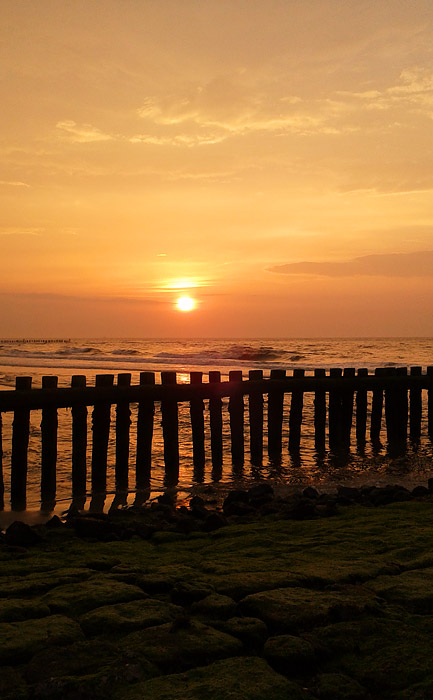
top-left (1, 0), bottom-right (433, 337)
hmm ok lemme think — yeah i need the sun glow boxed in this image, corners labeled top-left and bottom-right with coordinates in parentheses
top-left (176, 295), bottom-right (196, 312)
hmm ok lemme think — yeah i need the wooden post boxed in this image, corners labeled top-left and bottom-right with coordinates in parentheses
top-left (409, 366), bottom-right (422, 443)
top-left (91, 374), bottom-right (113, 493)
top-left (41, 375), bottom-right (58, 506)
top-left (115, 373), bottom-right (131, 492)
top-left (161, 371), bottom-right (179, 485)
top-left (384, 367), bottom-right (396, 445)
top-left (428, 366), bottom-right (433, 440)
top-left (209, 371), bottom-right (223, 477)
top-left (289, 369), bottom-right (304, 452)
top-left (268, 369), bottom-right (285, 459)
top-left (355, 368), bottom-right (368, 447)
top-left (314, 369), bottom-right (326, 453)
top-left (229, 370), bottom-right (244, 465)
top-left (11, 376), bottom-right (32, 510)
top-left (0, 413), bottom-right (3, 511)
top-left (71, 375), bottom-right (87, 497)
top-left (341, 367), bottom-right (355, 449)
top-left (370, 367), bottom-right (384, 444)
top-left (396, 367), bottom-right (408, 444)
top-left (190, 372), bottom-right (205, 481)
top-left (248, 369), bottom-right (263, 465)
top-left (136, 372), bottom-right (155, 489)
top-left (385, 367), bottom-right (407, 454)
top-left (328, 368), bottom-right (342, 451)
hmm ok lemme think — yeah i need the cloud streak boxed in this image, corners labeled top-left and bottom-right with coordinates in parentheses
top-left (269, 250), bottom-right (433, 278)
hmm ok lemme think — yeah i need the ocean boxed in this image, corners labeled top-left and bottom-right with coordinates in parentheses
top-left (1, 337), bottom-right (433, 514)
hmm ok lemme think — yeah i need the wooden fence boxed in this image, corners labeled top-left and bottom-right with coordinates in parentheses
top-left (0, 367), bottom-right (433, 510)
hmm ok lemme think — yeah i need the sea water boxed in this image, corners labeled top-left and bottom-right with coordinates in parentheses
top-left (1, 337), bottom-right (433, 512)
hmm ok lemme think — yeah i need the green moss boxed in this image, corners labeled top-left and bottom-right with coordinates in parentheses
top-left (120, 619), bottom-right (243, 672)
top-left (240, 585), bottom-right (381, 634)
top-left (79, 598), bottom-right (184, 636)
top-left (112, 656), bottom-right (309, 700)
top-left (0, 615), bottom-right (84, 665)
top-left (42, 577), bottom-right (146, 617)
top-left (0, 599), bottom-right (50, 623)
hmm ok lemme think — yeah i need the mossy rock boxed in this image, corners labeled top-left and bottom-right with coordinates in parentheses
top-left (315, 672), bottom-right (369, 700)
top-left (209, 616), bottom-right (269, 649)
top-left (24, 639), bottom-right (122, 683)
top-left (0, 615), bottom-right (84, 665)
top-left (210, 571), bottom-right (305, 600)
top-left (0, 666), bottom-right (28, 700)
top-left (120, 619), bottom-right (243, 672)
top-left (0, 568), bottom-right (93, 597)
top-left (313, 616), bottom-right (433, 695)
top-left (42, 577), bottom-right (145, 617)
top-left (23, 638), bottom-right (158, 689)
top-left (263, 634), bottom-right (315, 675)
top-left (239, 585), bottom-right (380, 633)
top-left (0, 599), bottom-right (50, 623)
top-left (368, 568), bottom-right (433, 613)
top-left (171, 580), bottom-right (215, 605)
top-left (190, 593), bottom-right (237, 618)
top-left (79, 598), bottom-right (184, 636)
top-left (112, 656), bottom-right (310, 700)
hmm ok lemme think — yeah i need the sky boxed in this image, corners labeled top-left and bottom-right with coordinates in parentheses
top-left (1, 0), bottom-right (433, 337)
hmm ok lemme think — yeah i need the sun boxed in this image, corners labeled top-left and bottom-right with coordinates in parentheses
top-left (176, 295), bottom-right (196, 312)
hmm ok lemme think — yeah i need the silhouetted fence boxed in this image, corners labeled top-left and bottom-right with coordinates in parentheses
top-left (0, 367), bottom-right (432, 510)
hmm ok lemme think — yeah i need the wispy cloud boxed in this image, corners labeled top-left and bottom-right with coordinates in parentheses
top-left (0, 180), bottom-right (31, 187)
top-left (56, 120), bottom-right (114, 143)
top-left (269, 250), bottom-right (433, 278)
top-left (0, 227), bottom-right (42, 236)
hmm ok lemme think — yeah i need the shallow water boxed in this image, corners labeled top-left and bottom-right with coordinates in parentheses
top-left (0, 337), bottom-right (432, 515)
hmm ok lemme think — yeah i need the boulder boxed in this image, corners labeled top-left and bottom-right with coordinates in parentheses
top-left (120, 619), bottom-right (243, 672)
top-left (112, 656), bottom-right (310, 700)
top-left (0, 614), bottom-right (84, 664)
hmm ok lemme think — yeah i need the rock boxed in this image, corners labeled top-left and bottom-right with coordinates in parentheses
top-left (368, 567), bottom-right (433, 614)
top-left (24, 639), bottom-right (122, 683)
top-left (209, 616), bottom-right (269, 649)
top-left (212, 571), bottom-right (304, 600)
top-left (79, 598), bottom-right (184, 635)
top-left (315, 672), bottom-right (369, 700)
top-left (303, 487), bottom-right (319, 500)
top-left (0, 614), bottom-right (84, 665)
top-left (5, 521), bottom-right (42, 548)
top-left (412, 486), bottom-right (429, 498)
top-left (189, 495), bottom-right (205, 508)
top-left (42, 577), bottom-right (145, 617)
top-left (202, 511), bottom-right (227, 531)
top-left (248, 483), bottom-right (274, 499)
top-left (0, 666), bottom-right (27, 700)
top-left (285, 498), bottom-right (317, 520)
top-left (191, 593), bottom-right (237, 619)
top-left (240, 585), bottom-right (381, 634)
top-left (120, 619), bottom-right (243, 672)
top-left (157, 493), bottom-right (175, 506)
top-left (263, 634), bottom-right (315, 675)
top-left (44, 515), bottom-right (63, 529)
top-left (337, 487), bottom-right (361, 502)
top-left (224, 500), bottom-right (256, 517)
top-left (0, 598), bottom-right (50, 623)
top-left (222, 490), bottom-right (249, 514)
top-left (171, 580), bottom-right (215, 606)
top-left (0, 568), bottom-right (93, 597)
top-left (111, 656), bottom-right (310, 700)
top-left (73, 516), bottom-right (120, 541)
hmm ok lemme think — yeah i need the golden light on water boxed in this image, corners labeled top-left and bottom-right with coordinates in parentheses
top-left (176, 295), bottom-right (196, 312)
